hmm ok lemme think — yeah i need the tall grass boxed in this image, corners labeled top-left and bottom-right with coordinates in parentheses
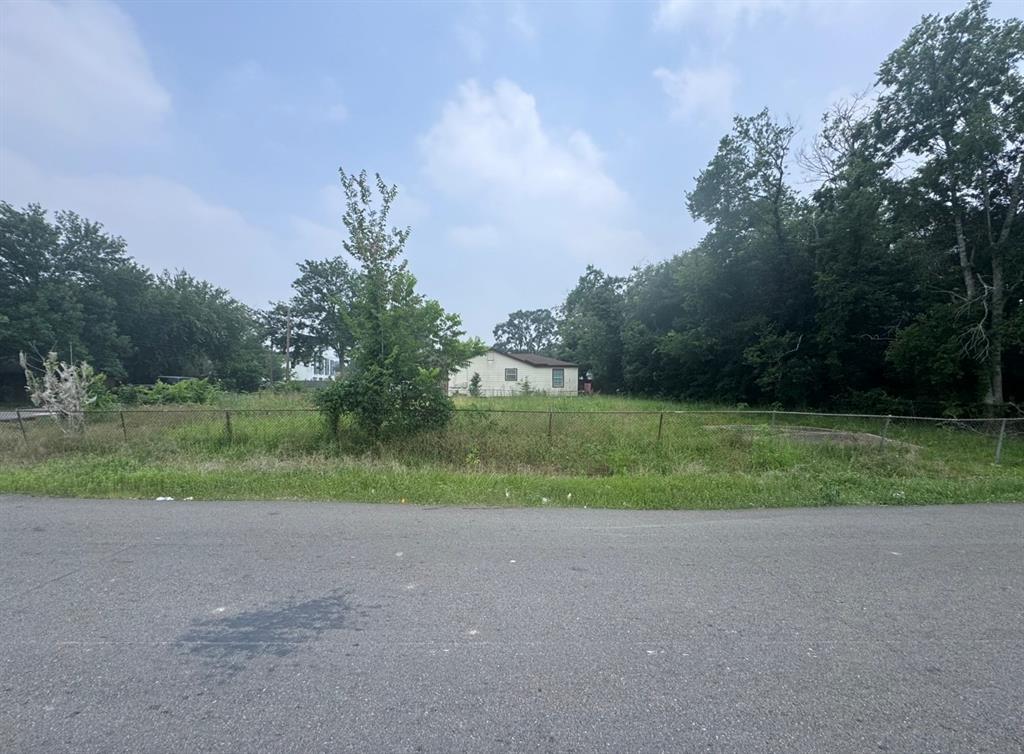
top-left (0, 393), bottom-right (1019, 508)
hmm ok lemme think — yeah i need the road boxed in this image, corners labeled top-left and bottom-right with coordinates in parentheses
top-left (1, 497), bottom-right (1021, 753)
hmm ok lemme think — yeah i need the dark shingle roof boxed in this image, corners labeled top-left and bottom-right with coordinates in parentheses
top-left (492, 350), bottom-right (577, 367)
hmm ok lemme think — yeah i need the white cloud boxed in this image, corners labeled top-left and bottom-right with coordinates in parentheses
top-left (417, 80), bottom-right (655, 335)
top-left (653, 66), bottom-right (737, 122)
top-left (0, 0), bottom-right (170, 146)
top-left (422, 80), bottom-right (628, 214)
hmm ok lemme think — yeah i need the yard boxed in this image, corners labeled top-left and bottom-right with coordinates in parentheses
top-left (0, 392), bottom-right (1020, 509)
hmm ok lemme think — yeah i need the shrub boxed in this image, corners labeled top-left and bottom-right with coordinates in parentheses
top-left (20, 351), bottom-right (96, 434)
top-left (117, 378), bottom-right (219, 406)
top-left (469, 372), bottom-right (482, 397)
top-left (315, 366), bottom-right (452, 442)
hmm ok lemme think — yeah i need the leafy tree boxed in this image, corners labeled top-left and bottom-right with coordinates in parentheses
top-left (874, 0), bottom-right (1024, 407)
top-left (492, 309), bottom-right (561, 354)
top-left (263, 256), bottom-right (358, 370)
top-left (559, 266), bottom-right (626, 392)
top-left (0, 203), bottom-right (141, 387)
top-left (315, 169), bottom-right (482, 441)
top-left (0, 203), bottom-right (271, 395)
top-left (128, 271), bottom-right (268, 391)
top-left (468, 372), bottom-right (482, 397)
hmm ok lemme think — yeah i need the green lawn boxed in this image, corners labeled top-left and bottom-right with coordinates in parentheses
top-left (0, 392), bottom-right (1020, 508)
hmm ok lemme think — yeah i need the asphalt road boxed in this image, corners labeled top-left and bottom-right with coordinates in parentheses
top-left (1, 497), bottom-right (1021, 753)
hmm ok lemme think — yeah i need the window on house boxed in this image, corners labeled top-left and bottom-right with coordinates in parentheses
top-left (504, 367), bottom-right (518, 382)
top-left (552, 368), bottom-right (564, 388)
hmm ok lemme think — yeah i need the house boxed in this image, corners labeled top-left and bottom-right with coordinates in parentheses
top-left (448, 349), bottom-right (578, 397)
top-left (291, 354), bottom-right (340, 382)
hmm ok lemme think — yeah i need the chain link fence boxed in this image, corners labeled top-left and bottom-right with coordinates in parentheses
top-left (0, 407), bottom-right (1020, 471)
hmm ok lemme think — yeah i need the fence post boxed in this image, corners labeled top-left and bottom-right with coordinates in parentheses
top-left (994, 418), bottom-right (1007, 465)
top-left (119, 411), bottom-right (128, 442)
top-left (657, 412), bottom-right (664, 445)
top-left (879, 414), bottom-right (892, 448)
top-left (547, 410), bottom-right (553, 441)
top-left (771, 410), bottom-right (777, 428)
top-left (225, 410), bottom-right (233, 444)
top-left (16, 409), bottom-right (28, 446)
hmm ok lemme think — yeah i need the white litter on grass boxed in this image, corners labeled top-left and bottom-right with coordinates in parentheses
top-left (155, 496), bottom-right (174, 501)
top-left (184, 496), bottom-right (194, 501)
top-left (541, 497), bottom-right (550, 504)
top-left (505, 489), bottom-right (511, 499)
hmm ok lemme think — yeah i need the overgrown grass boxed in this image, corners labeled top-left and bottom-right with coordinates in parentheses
top-left (1, 453), bottom-right (1021, 508)
top-left (0, 393), bottom-right (1020, 508)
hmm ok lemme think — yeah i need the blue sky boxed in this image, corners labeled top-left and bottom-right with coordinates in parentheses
top-left (2, 0), bottom-right (1019, 339)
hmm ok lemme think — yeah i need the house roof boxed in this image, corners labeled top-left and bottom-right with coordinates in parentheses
top-left (491, 349), bottom-right (577, 368)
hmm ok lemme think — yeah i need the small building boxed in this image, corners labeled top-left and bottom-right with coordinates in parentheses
top-left (291, 355), bottom-right (340, 382)
top-left (448, 349), bottom-right (578, 397)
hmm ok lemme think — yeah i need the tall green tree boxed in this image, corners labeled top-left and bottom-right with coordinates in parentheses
top-left (559, 266), bottom-right (626, 392)
top-left (260, 258), bottom-right (357, 373)
top-left (492, 309), bottom-right (561, 355)
top-left (0, 202), bottom-right (271, 396)
top-left (316, 169), bottom-right (482, 441)
top-left (875, 0), bottom-right (1024, 407)
top-left (0, 202), bottom-right (143, 386)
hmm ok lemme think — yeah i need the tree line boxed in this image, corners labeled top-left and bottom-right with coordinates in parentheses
top-left (492, 2), bottom-right (1023, 415)
top-left (0, 203), bottom-right (270, 399)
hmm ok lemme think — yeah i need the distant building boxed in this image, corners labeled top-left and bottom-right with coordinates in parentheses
top-left (291, 355), bottom-right (340, 382)
top-left (448, 349), bottom-right (578, 397)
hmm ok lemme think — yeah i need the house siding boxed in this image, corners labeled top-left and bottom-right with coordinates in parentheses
top-left (449, 351), bottom-right (578, 396)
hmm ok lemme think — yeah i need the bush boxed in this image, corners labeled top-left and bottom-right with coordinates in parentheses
top-left (116, 378), bottom-right (219, 406)
top-left (315, 367), bottom-right (453, 443)
top-left (468, 372), bottom-right (482, 397)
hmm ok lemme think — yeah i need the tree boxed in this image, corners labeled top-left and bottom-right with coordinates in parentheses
top-left (805, 98), bottom-right (921, 404)
top-left (315, 169), bottom-right (483, 441)
top-left (559, 266), bottom-right (626, 392)
top-left (258, 301), bottom-right (318, 377)
top-left (874, 0), bottom-right (1024, 407)
top-left (128, 271), bottom-right (268, 391)
top-left (492, 309), bottom-right (561, 354)
top-left (0, 203), bottom-right (272, 395)
top-left (259, 259), bottom-right (356, 374)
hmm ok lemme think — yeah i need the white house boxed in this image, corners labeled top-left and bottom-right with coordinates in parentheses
top-left (291, 354), bottom-right (340, 382)
top-left (448, 350), bottom-right (578, 397)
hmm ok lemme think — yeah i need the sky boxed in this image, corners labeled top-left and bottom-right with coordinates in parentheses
top-left (2, 0), bottom-right (1020, 340)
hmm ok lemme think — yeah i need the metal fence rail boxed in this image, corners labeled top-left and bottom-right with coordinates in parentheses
top-left (0, 407), bottom-right (1021, 467)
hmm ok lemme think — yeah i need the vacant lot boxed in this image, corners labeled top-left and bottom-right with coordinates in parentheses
top-left (0, 393), bottom-right (1020, 508)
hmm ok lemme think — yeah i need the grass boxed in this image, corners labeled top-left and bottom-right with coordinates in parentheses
top-left (0, 391), bottom-right (1020, 509)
